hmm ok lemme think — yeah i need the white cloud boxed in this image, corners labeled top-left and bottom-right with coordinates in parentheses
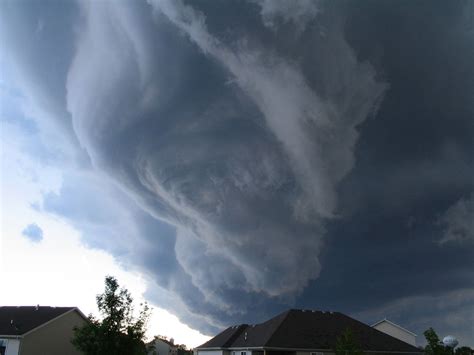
top-left (66, 0), bottom-right (157, 164)
top-left (252, 0), bottom-right (321, 32)
top-left (438, 193), bottom-right (474, 244)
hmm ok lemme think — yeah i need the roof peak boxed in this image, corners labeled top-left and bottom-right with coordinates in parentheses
top-left (288, 309), bottom-right (335, 314)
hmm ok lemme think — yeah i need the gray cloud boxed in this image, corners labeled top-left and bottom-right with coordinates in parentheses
top-left (251, 0), bottom-right (321, 32)
top-left (355, 288), bottom-right (474, 347)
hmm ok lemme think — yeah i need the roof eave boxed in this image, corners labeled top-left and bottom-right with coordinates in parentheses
top-left (0, 334), bottom-right (24, 338)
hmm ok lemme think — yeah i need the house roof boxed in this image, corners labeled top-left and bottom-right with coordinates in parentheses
top-left (197, 309), bottom-right (422, 353)
top-left (0, 306), bottom-right (81, 336)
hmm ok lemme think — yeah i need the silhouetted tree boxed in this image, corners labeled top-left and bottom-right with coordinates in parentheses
top-left (424, 327), bottom-right (446, 355)
top-left (423, 328), bottom-right (473, 355)
top-left (455, 347), bottom-right (473, 355)
top-left (72, 276), bottom-right (151, 355)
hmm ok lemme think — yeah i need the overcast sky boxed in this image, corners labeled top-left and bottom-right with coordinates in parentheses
top-left (0, 0), bottom-right (473, 347)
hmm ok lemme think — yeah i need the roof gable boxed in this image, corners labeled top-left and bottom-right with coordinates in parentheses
top-left (372, 319), bottom-right (417, 337)
top-left (0, 306), bottom-right (77, 336)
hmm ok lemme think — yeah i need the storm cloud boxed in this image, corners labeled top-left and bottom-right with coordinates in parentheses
top-left (1, 0), bottom-right (473, 344)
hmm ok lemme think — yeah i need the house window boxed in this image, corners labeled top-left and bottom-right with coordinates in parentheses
top-left (0, 339), bottom-right (7, 355)
top-left (241, 351), bottom-right (246, 355)
top-left (311, 352), bottom-right (324, 355)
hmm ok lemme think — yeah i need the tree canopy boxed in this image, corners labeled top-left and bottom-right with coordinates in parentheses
top-left (72, 276), bottom-right (151, 355)
top-left (423, 328), bottom-right (472, 355)
top-left (335, 328), bottom-right (364, 355)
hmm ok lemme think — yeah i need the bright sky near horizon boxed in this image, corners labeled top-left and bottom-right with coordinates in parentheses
top-left (0, 70), bottom-right (209, 347)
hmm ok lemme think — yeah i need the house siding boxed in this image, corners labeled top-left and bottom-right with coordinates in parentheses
top-left (198, 350), bottom-right (224, 355)
top-left (231, 351), bottom-right (251, 355)
top-left (373, 322), bottom-right (416, 346)
top-left (19, 310), bottom-right (86, 355)
top-left (149, 339), bottom-right (178, 355)
top-left (5, 339), bottom-right (20, 355)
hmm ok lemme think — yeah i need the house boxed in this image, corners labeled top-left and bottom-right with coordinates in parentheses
top-left (371, 319), bottom-right (417, 347)
top-left (195, 309), bottom-right (423, 355)
top-left (0, 306), bottom-right (87, 355)
top-left (148, 336), bottom-right (179, 355)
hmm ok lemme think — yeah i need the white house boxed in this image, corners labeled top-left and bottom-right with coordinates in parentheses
top-left (148, 336), bottom-right (179, 355)
top-left (0, 306), bottom-right (87, 355)
top-left (371, 319), bottom-right (417, 346)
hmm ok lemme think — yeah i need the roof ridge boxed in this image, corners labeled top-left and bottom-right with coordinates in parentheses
top-left (263, 309), bottom-right (293, 347)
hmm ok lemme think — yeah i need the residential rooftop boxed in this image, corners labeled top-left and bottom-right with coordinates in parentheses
top-left (0, 306), bottom-right (79, 336)
top-left (197, 309), bottom-right (422, 353)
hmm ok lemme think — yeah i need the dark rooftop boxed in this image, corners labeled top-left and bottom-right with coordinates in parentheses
top-left (0, 306), bottom-right (77, 336)
top-left (197, 309), bottom-right (422, 353)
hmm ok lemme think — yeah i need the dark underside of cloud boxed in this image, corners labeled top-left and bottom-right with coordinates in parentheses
top-left (1, 0), bottom-right (473, 344)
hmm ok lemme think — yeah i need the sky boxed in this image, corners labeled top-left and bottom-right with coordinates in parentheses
top-left (0, 0), bottom-right (473, 348)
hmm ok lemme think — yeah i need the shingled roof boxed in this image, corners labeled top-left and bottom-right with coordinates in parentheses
top-left (0, 306), bottom-right (81, 336)
top-left (197, 309), bottom-right (422, 353)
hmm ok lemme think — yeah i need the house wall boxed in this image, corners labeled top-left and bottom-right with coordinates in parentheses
top-left (373, 322), bottom-right (416, 346)
top-left (230, 350), bottom-right (251, 355)
top-left (5, 339), bottom-right (20, 355)
top-left (19, 310), bottom-right (86, 355)
top-left (198, 350), bottom-right (224, 355)
top-left (150, 339), bottom-right (171, 355)
top-left (149, 338), bottom-right (179, 355)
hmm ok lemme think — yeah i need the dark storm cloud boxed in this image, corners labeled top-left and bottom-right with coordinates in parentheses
top-left (306, 0), bottom-right (474, 344)
top-left (2, 0), bottom-right (473, 344)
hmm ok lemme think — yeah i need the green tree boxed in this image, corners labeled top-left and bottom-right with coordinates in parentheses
top-left (335, 328), bottom-right (364, 355)
top-left (455, 347), bottom-right (473, 355)
top-left (423, 328), bottom-right (449, 355)
top-left (72, 276), bottom-right (151, 355)
top-left (424, 328), bottom-right (472, 355)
